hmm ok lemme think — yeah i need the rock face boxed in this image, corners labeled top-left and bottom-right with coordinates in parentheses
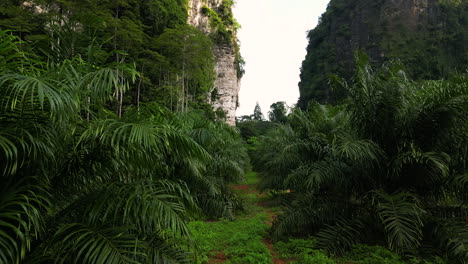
top-left (188, 0), bottom-right (241, 125)
top-left (298, 0), bottom-right (467, 107)
top-left (211, 44), bottom-right (240, 126)
top-left (188, 0), bottom-right (214, 33)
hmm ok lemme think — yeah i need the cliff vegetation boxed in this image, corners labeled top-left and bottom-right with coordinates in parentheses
top-left (298, 0), bottom-right (467, 107)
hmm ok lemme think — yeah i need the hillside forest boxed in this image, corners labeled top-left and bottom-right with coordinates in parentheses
top-left (0, 0), bottom-right (467, 264)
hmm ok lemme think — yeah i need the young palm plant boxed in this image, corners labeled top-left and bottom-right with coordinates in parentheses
top-left (171, 111), bottom-right (249, 219)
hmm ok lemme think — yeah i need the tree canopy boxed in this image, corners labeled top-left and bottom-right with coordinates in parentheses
top-left (268, 101), bottom-right (288, 124)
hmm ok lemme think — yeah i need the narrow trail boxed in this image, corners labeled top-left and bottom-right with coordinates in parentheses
top-left (193, 171), bottom-right (291, 264)
top-left (258, 206), bottom-right (287, 264)
top-left (229, 184), bottom-right (289, 264)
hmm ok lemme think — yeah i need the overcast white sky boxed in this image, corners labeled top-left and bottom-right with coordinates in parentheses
top-left (233, 0), bottom-right (329, 117)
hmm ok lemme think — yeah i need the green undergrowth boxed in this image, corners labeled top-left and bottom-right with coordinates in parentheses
top-left (274, 238), bottom-right (335, 264)
top-left (189, 213), bottom-right (271, 264)
top-left (189, 168), bottom-right (449, 264)
top-left (341, 245), bottom-right (447, 264)
top-left (189, 176), bottom-right (273, 264)
top-left (274, 238), bottom-right (448, 264)
top-left (190, 169), bottom-right (449, 264)
top-left (244, 169), bottom-right (259, 185)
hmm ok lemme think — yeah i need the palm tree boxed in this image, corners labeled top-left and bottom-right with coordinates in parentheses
top-left (178, 112), bottom-right (249, 219)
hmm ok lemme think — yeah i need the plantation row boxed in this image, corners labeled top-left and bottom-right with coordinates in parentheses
top-left (247, 55), bottom-right (468, 263)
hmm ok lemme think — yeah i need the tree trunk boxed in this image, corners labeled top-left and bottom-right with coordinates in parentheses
top-left (114, 8), bottom-right (121, 118)
top-left (182, 62), bottom-right (185, 112)
top-left (87, 96), bottom-right (91, 121)
top-left (137, 72), bottom-right (142, 112)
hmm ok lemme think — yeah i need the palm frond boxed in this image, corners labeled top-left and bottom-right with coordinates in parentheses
top-left (47, 224), bottom-right (145, 264)
top-left (372, 190), bottom-right (426, 251)
top-left (146, 235), bottom-right (192, 264)
top-left (273, 194), bottom-right (353, 238)
top-left (391, 144), bottom-right (450, 180)
top-left (431, 220), bottom-right (468, 264)
top-left (82, 180), bottom-right (195, 237)
top-left (79, 118), bottom-right (211, 171)
top-left (0, 72), bottom-right (76, 115)
top-left (316, 218), bottom-right (366, 256)
top-left (273, 203), bottom-right (315, 238)
top-left (0, 31), bottom-right (30, 71)
top-left (286, 160), bottom-right (350, 191)
top-left (0, 124), bottom-right (55, 175)
top-left (0, 178), bottom-right (50, 264)
top-left (332, 134), bottom-right (383, 163)
top-left (256, 58), bottom-right (468, 260)
top-left (454, 173), bottom-right (468, 186)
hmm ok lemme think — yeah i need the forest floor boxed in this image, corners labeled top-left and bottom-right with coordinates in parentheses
top-left (189, 170), bottom-right (290, 264)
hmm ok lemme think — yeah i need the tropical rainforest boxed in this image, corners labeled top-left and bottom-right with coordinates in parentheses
top-left (0, 0), bottom-right (467, 264)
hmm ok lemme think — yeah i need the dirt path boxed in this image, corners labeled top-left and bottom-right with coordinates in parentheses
top-left (263, 238), bottom-right (288, 264)
top-left (208, 252), bottom-right (227, 264)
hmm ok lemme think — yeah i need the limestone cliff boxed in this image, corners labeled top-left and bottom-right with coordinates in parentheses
top-left (298, 0), bottom-right (467, 107)
top-left (188, 0), bottom-right (241, 125)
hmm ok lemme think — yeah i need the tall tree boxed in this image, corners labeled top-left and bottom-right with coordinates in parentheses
top-left (252, 102), bottom-right (264, 121)
top-left (155, 25), bottom-right (215, 112)
top-left (268, 101), bottom-right (288, 124)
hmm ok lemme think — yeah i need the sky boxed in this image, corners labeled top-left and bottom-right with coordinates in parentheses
top-left (233, 0), bottom-right (330, 117)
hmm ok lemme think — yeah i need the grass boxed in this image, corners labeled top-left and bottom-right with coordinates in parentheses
top-left (189, 167), bottom-right (274, 263)
top-left (189, 214), bottom-right (272, 264)
top-left (244, 169), bottom-right (258, 185)
top-left (273, 239), bottom-right (448, 264)
top-left (274, 238), bottom-right (335, 264)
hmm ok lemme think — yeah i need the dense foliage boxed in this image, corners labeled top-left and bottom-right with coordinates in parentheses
top-left (273, 238), bottom-right (448, 264)
top-left (2, 1), bottom-right (467, 263)
top-left (0, 26), bottom-right (248, 264)
top-left (298, 0), bottom-right (467, 107)
top-left (255, 56), bottom-right (468, 263)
